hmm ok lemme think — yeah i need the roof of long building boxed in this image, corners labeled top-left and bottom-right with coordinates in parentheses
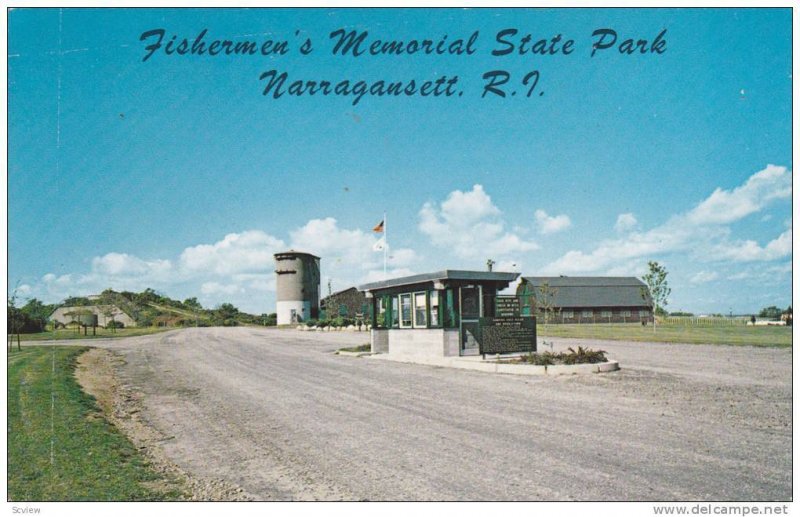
top-left (518, 276), bottom-right (651, 308)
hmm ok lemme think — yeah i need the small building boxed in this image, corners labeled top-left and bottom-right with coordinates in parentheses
top-left (359, 270), bottom-right (525, 358)
top-left (274, 250), bottom-right (321, 325)
top-left (516, 276), bottom-right (653, 324)
top-left (49, 305), bottom-right (136, 328)
top-left (320, 287), bottom-right (368, 321)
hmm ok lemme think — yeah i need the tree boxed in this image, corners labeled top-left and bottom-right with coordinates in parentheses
top-left (7, 286), bottom-right (22, 351)
top-left (758, 306), bottom-right (782, 319)
top-left (214, 303), bottom-right (240, 326)
top-left (62, 296), bottom-right (91, 307)
top-left (535, 281), bottom-right (560, 330)
top-left (101, 305), bottom-right (118, 333)
top-left (642, 261), bottom-right (670, 332)
top-left (19, 298), bottom-right (54, 333)
top-left (183, 297), bottom-right (202, 310)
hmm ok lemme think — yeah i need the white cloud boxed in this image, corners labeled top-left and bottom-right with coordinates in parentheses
top-left (709, 228), bottom-right (792, 262)
top-left (534, 209), bottom-right (572, 235)
top-left (685, 164), bottom-right (791, 225)
top-left (92, 252), bottom-right (172, 277)
top-left (690, 271), bottom-right (719, 284)
top-left (543, 165), bottom-right (792, 275)
top-left (200, 282), bottom-right (242, 296)
top-left (419, 185), bottom-right (538, 260)
top-left (180, 230), bottom-right (285, 276)
top-left (361, 268), bottom-right (416, 284)
top-left (495, 259), bottom-right (521, 272)
top-left (615, 213), bottom-right (638, 233)
top-left (289, 217), bottom-right (419, 292)
top-left (726, 261), bottom-right (791, 282)
top-left (726, 271), bottom-right (751, 280)
top-left (290, 218), bottom-right (379, 269)
top-left (388, 248), bottom-right (418, 268)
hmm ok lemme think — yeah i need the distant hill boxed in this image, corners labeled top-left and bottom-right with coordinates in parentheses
top-left (56, 288), bottom-right (276, 328)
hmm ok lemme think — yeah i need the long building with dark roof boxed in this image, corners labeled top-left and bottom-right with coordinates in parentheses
top-left (516, 276), bottom-right (653, 324)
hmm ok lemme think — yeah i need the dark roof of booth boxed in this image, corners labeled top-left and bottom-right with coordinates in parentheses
top-left (359, 270), bottom-right (519, 292)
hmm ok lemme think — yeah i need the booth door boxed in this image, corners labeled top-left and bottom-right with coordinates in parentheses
top-left (460, 286), bottom-right (481, 355)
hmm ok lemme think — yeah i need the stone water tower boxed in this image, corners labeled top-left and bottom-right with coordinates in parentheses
top-left (274, 250), bottom-right (321, 325)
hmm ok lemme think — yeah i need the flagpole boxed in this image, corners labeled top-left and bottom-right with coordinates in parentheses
top-left (383, 211), bottom-right (387, 279)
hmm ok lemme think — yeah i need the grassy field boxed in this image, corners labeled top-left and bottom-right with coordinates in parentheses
top-left (14, 326), bottom-right (172, 342)
top-left (7, 346), bottom-right (183, 501)
top-left (538, 323), bottom-right (792, 348)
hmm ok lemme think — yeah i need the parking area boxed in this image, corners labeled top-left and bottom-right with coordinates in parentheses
top-left (86, 327), bottom-right (790, 501)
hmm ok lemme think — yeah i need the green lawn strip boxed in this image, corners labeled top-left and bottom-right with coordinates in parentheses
top-left (8, 346), bottom-right (184, 501)
top-left (17, 327), bottom-right (172, 342)
top-left (538, 323), bottom-right (792, 348)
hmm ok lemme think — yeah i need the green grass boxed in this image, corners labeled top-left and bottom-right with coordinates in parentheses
top-left (339, 343), bottom-right (371, 353)
top-left (146, 302), bottom-right (212, 322)
top-left (16, 326), bottom-right (172, 342)
top-left (7, 346), bottom-right (184, 501)
top-left (538, 323), bottom-right (792, 348)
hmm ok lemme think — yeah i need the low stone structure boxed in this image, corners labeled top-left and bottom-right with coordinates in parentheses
top-left (49, 305), bottom-right (136, 328)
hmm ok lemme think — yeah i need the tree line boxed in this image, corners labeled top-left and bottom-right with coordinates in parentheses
top-left (7, 287), bottom-right (277, 334)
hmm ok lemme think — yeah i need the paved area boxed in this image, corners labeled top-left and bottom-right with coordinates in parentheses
top-left (82, 327), bottom-right (789, 501)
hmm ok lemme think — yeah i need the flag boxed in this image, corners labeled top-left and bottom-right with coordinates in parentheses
top-left (372, 220), bottom-right (384, 233)
top-left (372, 237), bottom-right (387, 252)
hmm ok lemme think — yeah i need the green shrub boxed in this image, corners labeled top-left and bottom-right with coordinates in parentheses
top-left (339, 343), bottom-right (371, 353)
top-left (510, 347), bottom-right (607, 365)
top-left (330, 316), bottom-right (355, 328)
top-left (563, 346), bottom-right (607, 364)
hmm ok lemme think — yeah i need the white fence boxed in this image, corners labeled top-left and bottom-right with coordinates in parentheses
top-left (662, 316), bottom-right (750, 326)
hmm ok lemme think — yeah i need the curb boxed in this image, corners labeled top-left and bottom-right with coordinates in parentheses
top-left (366, 354), bottom-right (620, 376)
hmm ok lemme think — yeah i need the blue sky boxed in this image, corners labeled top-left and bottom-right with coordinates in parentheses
top-left (8, 8), bottom-right (792, 314)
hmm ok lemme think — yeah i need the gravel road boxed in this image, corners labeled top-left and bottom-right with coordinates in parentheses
top-left (85, 327), bottom-right (790, 501)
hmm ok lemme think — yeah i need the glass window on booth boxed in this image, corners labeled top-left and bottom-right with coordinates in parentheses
top-left (400, 294), bottom-right (412, 328)
top-left (429, 291), bottom-right (440, 327)
top-left (391, 296), bottom-right (399, 328)
top-left (443, 289), bottom-right (459, 328)
top-left (377, 296), bottom-right (388, 328)
top-left (413, 292), bottom-right (427, 328)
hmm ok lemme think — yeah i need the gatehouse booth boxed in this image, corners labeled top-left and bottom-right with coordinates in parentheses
top-left (359, 270), bottom-right (536, 359)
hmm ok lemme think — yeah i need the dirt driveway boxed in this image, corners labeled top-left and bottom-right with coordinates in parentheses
top-left (82, 327), bottom-right (790, 501)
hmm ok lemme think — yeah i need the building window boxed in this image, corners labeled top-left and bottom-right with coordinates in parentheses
top-left (429, 291), bottom-right (440, 327)
top-left (376, 297), bottom-right (386, 328)
top-left (582, 310), bottom-right (593, 318)
top-left (639, 310), bottom-right (650, 317)
top-left (563, 310), bottom-right (574, 319)
top-left (621, 310), bottom-right (631, 317)
top-left (413, 292), bottom-right (427, 328)
top-left (391, 296), bottom-right (399, 328)
top-left (601, 310), bottom-right (612, 318)
top-left (400, 294), bottom-right (412, 328)
top-left (444, 289), bottom-right (459, 328)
